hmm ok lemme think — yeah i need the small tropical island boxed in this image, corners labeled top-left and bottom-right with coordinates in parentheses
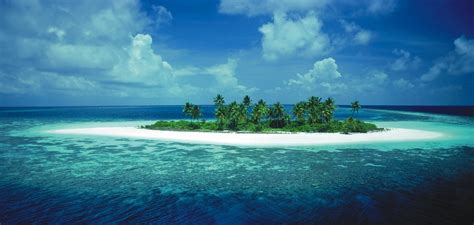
top-left (49, 94), bottom-right (443, 146)
top-left (144, 95), bottom-right (382, 133)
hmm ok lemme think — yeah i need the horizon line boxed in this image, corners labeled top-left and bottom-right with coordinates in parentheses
top-left (1, 104), bottom-right (474, 108)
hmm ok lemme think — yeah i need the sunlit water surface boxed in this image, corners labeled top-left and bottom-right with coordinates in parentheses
top-left (0, 106), bottom-right (473, 224)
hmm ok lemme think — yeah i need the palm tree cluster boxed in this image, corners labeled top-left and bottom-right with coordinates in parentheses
top-left (290, 96), bottom-right (337, 125)
top-left (183, 102), bottom-right (202, 121)
top-left (179, 94), bottom-right (371, 132)
top-left (204, 95), bottom-right (338, 131)
top-left (149, 94), bottom-right (376, 133)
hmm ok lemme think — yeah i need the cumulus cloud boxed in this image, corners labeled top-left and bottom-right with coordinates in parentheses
top-left (421, 36), bottom-right (474, 82)
top-left (0, 0), bottom-right (201, 102)
top-left (220, 1), bottom-right (392, 61)
top-left (286, 57), bottom-right (343, 92)
top-left (218, 0), bottom-right (329, 16)
top-left (0, 0), bottom-right (150, 92)
top-left (45, 43), bottom-right (119, 72)
top-left (340, 20), bottom-right (373, 45)
top-left (171, 59), bottom-right (257, 96)
top-left (390, 49), bottom-right (421, 71)
top-left (205, 58), bottom-right (257, 93)
top-left (371, 71), bottom-right (389, 83)
top-left (259, 11), bottom-right (330, 61)
top-left (393, 78), bottom-right (414, 89)
top-left (110, 34), bottom-right (174, 86)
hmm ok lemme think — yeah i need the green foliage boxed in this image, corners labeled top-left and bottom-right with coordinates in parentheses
top-left (292, 101), bottom-right (306, 124)
top-left (322, 97), bottom-right (336, 123)
top-left (183, 102), bottom-right (201, 120)
top-left (251, 99), bottom-right (269, 125)
top-left (306, 96), bottom-right (322, 124)
top-left (351, 100), bottom-right (361, 118)
top-left (146, 94), bottom-right (382, 133)
top-left (268, 102), bottom-right (289, 128)
top-left (342, 117), bottom-right (380, 133)
top-left (242, 95), bottom-right (251, 108)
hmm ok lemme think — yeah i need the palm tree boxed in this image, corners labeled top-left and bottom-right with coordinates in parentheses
top-left (306, 96), bottom-right (322, 124)
top-left (215, 106), bottom-right (227, 130)
top-left (191, 105), bottom-right (202, 120)
top-left (227, 101), bottom-right (246, 130)
top-left (237, 103), bottom-right (247, 123)
top-left (243, 95), bottom-right (251, 108)
top-left (351, 101), bottom-right (361, 118)
top-left (242, 95), bottom-right (252, 122)
top-left (292, 101), bottom-right (306, 124)
top-left (269, 102), bottom-right (287, 128)
top-left (322, 97), bottom-right (336, 123)
top-left (214, 94), bottom-right (226, 128)
top-left (183, 102), bottom-right (193, 118)
top-left (251, 99), bottom-right (268, 126)
top-left (214, 94), bottom-right (225, 107)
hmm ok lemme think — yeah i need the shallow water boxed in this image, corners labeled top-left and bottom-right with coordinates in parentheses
top-left (0, 106), bottom-right (473, 224)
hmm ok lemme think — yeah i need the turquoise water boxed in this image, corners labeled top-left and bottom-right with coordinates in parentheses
top-left (0, 106), bottom-right (473, 224)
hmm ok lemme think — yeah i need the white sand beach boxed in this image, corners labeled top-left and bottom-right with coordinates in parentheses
top-left (48, 127), bottom-right (444, 146)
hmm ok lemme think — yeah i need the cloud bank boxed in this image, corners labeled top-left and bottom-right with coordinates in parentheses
top-left (421, 36), bottom-right (474, 82)
top-left (259, 12), bottom-right (330, 61)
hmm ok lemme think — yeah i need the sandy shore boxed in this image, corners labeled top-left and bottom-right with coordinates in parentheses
top-left (48, 127), bottom-right (444, 146)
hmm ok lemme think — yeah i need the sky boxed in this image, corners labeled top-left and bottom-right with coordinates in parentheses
top-left (0, 0), bottom-right (473, 106)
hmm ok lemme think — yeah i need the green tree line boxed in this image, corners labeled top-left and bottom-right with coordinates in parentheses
top-left (145, 94), bottom-right (380, 133)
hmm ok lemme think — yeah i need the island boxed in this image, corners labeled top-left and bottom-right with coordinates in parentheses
top-left (49, 95), bottom-right (444, 146)
top-left (144, 95), bottom-right (382, 133)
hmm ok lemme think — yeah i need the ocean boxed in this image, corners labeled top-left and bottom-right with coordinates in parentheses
top-left (0, 106), bottom-right (473, 224)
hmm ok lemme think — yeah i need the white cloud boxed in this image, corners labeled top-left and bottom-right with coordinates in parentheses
top-left (454, 36), bottom-right (474, 55)
top-left (339, 20), bottom-right (373, 45)
top-left (206, 58), bottom-right (257, 93)
top-left (421, 36), bottom-right (474, 82)
top-left (219, 0), bottom-right (397, 16)
top-left (390, 49), bottom-right (421, 71)
top-left (218, 0), bottom-right (329, 16)
top-left (320, 82), bottom-right (347, 94)
top-left (450, 36), bottom-right (474, 74)
top-left (347, 70), bottom-right (389, 93)
top-left (354, 30), bottom-right (372, 45)
top-left (0, 1), bottom-right (184, 100)
top-left (367, 0), bottom-right (397, 14)
top-left (45, 43), bottom-right (119, 71)
top-left (110, 34), bottom-right (174, 86)
top-left (393, 78), bottom-right (414, 89)
top-left (152, 5), bottom-right (173, 27)
top-left (1, 0), bottom-right (258, 103)
top-left (259, 11), bottom-right (330, 61)
top-left (371, 71), bottom-right (388, 83)
top-left (429, 85), bottom-right (463, 94)
top-left (47, 27), bottom-right (66, 41)
top-left (287, 57), bottom-right (342, 91)
top-left (0, 69), bottom-right (98, 95)
top-left (421, 62), bottom-right (445, 82)
top-left (173, 66), bottom-right (203, 77)
top-left (172, 58), bottom-right (258, 96)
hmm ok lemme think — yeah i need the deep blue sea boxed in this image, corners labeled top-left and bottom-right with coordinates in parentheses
top-left (0, 106), bottom-right (473, 224)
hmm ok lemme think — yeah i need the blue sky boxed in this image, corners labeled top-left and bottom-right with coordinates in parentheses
top-left (0, 0), bottom-right (473, 106)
